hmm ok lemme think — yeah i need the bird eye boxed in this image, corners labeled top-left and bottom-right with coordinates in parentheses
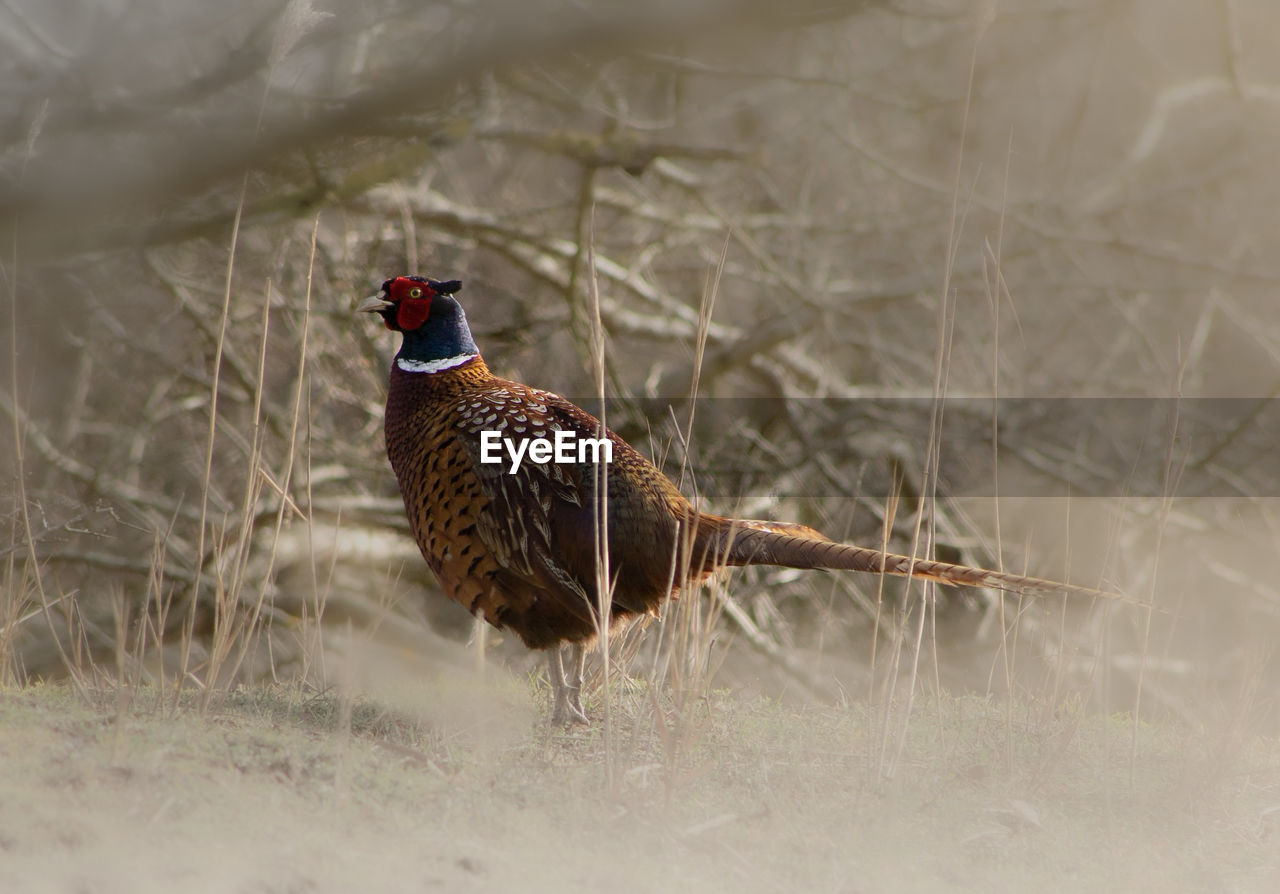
top-left (408, 287), bottom-right (424, 299)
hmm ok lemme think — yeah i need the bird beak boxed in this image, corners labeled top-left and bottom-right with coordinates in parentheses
top-left (357, 293), bottom-right (393, 314)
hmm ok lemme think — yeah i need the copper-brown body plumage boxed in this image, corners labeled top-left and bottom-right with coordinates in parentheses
top-left (384, 357), bottom-right (703, 651)
top-left (364, 274), bottom-right (1128, 723)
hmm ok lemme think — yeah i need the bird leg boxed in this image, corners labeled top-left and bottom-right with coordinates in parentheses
top-left (567, 641), bottom-right (586, 711)
top-left (548, 642), bottom-right (588, 725)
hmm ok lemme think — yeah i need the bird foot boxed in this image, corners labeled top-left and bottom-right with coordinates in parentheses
top-left (547, 644), bottom-right (588, 725)
top-left (550, 686), bottom-right (588, 725)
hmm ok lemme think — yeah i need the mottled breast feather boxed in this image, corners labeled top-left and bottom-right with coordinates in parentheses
top-left (383, 357), bottom-right (701, 649)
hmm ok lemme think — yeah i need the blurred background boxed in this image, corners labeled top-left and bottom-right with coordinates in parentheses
top-left (4, 0), bottom-right (1280, 733)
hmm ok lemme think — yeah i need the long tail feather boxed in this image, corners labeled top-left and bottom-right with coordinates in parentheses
top-left (700, 516), bottom-right (1142, 606)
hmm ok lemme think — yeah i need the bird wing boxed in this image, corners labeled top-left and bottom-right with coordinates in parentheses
top-left (451, 384), bottom-right (602, 622)
top-left (453, 382), bottom-right (694, 615)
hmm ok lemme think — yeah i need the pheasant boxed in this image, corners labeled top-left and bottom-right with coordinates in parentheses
top-left (361, 274), bottom-right (1125, 724)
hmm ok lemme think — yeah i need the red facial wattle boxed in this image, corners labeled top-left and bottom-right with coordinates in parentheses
top-left (396, 298), bottom-right (430, 330)
top-left (387, 277), bottom-right (437, 331)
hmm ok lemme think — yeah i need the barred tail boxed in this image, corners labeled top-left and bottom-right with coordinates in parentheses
top-left (698, 516), bottom-right (1137, 604)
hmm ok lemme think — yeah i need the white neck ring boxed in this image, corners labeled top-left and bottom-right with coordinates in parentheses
top-left (396, 353), bottom-right (478, 374)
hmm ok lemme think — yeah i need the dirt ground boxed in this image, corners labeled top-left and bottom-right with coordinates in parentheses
top-left (2, 680), bottom-right (1277, 894)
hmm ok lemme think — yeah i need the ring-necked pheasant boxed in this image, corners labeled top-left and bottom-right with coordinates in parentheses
top-left (361, 274), bottom-right (1126, 724)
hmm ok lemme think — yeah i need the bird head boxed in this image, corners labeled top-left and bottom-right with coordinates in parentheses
top-left (357, 275), bottom-right (464, 332)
